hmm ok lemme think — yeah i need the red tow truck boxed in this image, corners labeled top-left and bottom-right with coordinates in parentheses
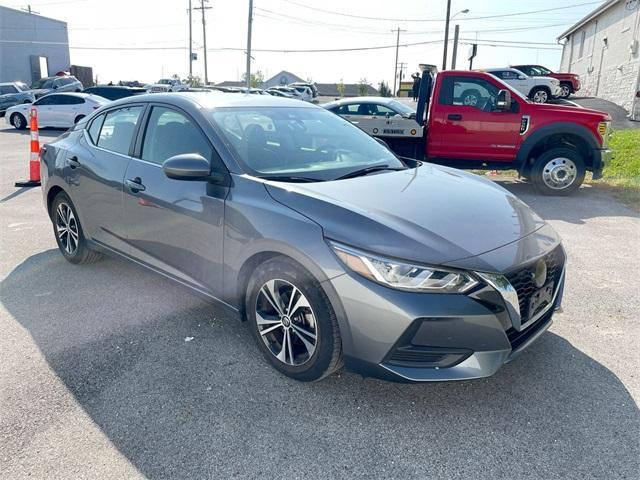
top-left (384, 66), bottom-right (612, 195)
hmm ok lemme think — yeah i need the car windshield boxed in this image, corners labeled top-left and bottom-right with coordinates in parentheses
top-left (211, 107), bottom-right (405, 181)
top-left (15, 82), bottom-right (29, 91)
top-left (388, 100), bottom-right (416, 116)
top-left (31, 78), bottom-right (54, 89)
top-left (535, 66), bottom-right (552, 75)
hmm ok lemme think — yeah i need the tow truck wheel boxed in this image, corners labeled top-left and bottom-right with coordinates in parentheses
top-left (530, 147), bottom-right (586, 196)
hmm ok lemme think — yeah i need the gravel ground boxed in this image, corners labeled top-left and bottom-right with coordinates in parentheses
top-left (1, 126), bottom-right (638, 479)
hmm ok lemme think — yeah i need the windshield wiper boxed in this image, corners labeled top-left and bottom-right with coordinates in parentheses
top-left (335, 165), bottom-right (405, 180)
top-left (259, 175), bottom-right (320, 183)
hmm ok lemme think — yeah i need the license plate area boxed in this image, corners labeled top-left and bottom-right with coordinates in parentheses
top-left (528, 281), bottom-right (555, 320)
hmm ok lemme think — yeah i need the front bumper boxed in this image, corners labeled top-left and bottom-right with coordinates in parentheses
top-left (331, 231), bottom-right (565, 382)
top-left (591, 147), bottom-right (613, 180)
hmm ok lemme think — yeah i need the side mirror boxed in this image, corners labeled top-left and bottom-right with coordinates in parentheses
top-left (518, 75), bottom-right (526, 80)
top-left (162, 153), bottom-right (225, 183)
top-left (52, 85), bottom-right (58, 90)
top-left (496, 89), bottom-right (512, 111)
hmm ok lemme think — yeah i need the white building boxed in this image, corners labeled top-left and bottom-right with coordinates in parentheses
top-left (558, 0), bottom-right (639, 118)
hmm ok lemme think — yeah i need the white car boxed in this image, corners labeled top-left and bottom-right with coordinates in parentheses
top-left (5, 92), bottom-right (108, 130)
top-left (483, 68), bottom-right (561, 103)
top-left (147, 78), bottom-right (187, 93)
top-left (268, 86), bottom-right (303, 100)
top-left (288, 85), bottom-right (313, 102)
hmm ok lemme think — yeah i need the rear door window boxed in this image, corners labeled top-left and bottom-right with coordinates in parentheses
top-left (87, 114), bottom-right (105, 144)
top-left (96, 106), bottom-right (143, 155)
top-left (0, 85), bottom-right (18, 94)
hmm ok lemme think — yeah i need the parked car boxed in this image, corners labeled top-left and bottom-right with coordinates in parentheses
top-left (0, 82), bottom-right (35, 116)
top-left (41, 92), bottom-right (566, 383)
top-left (322, 97), bottom-right (422, 141)
top-left (512, 64), bottom-right (581, 98)
top-left (289, 85), bottom-right (313, 102)
top-left (147, 79), bottom-right (188, 93)
top-left (289, 82), bottom-right (318, 98)
top-left (341, 67), bottom-right (611, 195)
top-left (268, 86), bottom-right (303, 99)
top-left (82, 85), bottom-right (147, 101)
top-left (266, 89), bottom-right (294, 98)
top-left (30, 75), bottom-right (83, 98)
top-left (5, 92), bottom-right (108, 129)
top-left (482, 68), bottom-right (561, 103)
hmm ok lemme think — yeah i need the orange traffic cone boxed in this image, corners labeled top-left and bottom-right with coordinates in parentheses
top-left (15, 107), bottom-right (41, 187)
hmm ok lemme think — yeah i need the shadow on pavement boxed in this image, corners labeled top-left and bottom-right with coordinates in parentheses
top-left (1, 249), bottom-right (638, 478)
top-left (495, 178), bottom-right (640, 224)
top-left (0, 127), bottom-right (64, 138)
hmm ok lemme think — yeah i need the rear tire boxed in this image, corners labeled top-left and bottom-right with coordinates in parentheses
top-left (530, 147), bottom-right (586, 196)
top-left (559, 83), bottom-right (572, 98)
top-left (246, 256), bottom-right (342, 382)
top-left (51, 192), bottom-right (103, 264)
top-left (10, 113), bottom-right (27, 130)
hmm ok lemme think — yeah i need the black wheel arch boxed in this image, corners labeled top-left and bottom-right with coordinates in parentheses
top-left (515, 122), bottom-right (600, 175)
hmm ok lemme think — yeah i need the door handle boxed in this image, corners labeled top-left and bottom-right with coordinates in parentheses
top-left (125, 177), bottom-right (146, 192)
top-left (68, 156), bottom-right (81, 168)
top-left (447, 114), bottom-right (463, 121)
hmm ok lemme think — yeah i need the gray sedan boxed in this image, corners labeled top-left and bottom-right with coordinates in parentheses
top-left (0, 82), bottom-right (35, 115)
top-left (40, 93), bottom-right (565, 382)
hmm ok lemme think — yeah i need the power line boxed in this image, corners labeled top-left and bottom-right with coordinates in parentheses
top-left (277, 0), bottom-right (603, 22)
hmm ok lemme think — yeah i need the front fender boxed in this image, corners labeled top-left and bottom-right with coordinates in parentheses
top-left (515, 121), bottom-right (600, 170)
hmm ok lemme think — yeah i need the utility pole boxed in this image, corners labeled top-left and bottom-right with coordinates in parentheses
top-left (188, 0), bottom-right (193, 84)
top-left (194, 0), bottom-right (212, 85)
top-left (451, 24), bottom-right (460, 69)
top-left (246, 0), bottom-right (254, 90)
top-left (392, 27), bottom-right (406, 97)
top-left (397, 62), bottom-right (407, 96)
top-left (442, 0), bottom-right (451, 70)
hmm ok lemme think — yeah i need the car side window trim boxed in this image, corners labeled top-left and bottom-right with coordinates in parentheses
top-left (133, 102), bottom-right (227, 174)
top-left (86, 103), bottom-right (147, 158)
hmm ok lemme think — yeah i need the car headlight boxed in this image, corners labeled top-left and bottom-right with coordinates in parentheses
top-left (330, 242), bottom-right (478, 293)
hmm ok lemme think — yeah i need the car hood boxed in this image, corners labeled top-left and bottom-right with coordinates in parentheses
top-left (527, 101), bottom-right (610, 120)
top-left (265, 164), bottom-right (546, 265)
top-left (30, 88), bottom-right (51, 97)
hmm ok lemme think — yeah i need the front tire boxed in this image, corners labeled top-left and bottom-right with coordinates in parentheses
top-left (10, 113), bottom-right (27, 130)
top-left (246, 257), bottom-right (342, 382)
top-left (530, 147), bottom-right (586, 196)
top-left (530, 87), bottom-right (550, 103)
top-left (51, 192), bottom-right (102, 264)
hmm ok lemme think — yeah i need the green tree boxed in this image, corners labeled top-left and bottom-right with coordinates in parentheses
top-left (242, 70), bottom-right (265, 88)
top-left (188, 75), bottom-right (202, 87)
top-left (358, 78), bottom-right (370, 96)
top-left (337, 79), bottom-right (346, 97)
top-left (378, 80), bottom-right (391, 97)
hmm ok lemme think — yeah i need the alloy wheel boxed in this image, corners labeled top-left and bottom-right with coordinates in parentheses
top-left (255, 279), bottom-right (318, 366)
top-left (542, 157), bottom-right (577, 190)
top-left (560, 85), bottom-right (571, 98)
top-left (463, 95), bottom-right (478, 106)
top-left (532, 90), bottom-right (548, 103)
top-left (12, 114), bottom-right (25, 129)
top-left (55, 202), bottom-right (79, 254)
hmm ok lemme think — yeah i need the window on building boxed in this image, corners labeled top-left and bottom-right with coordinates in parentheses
top-left (579, 30), bottom-right (586, 58)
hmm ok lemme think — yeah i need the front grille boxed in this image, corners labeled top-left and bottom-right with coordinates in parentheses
top-left (506, 306), bottom-right (554, 350)
top-left (504, 246), bottom-right (565, 324)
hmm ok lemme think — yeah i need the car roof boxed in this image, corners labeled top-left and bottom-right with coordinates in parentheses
top-left (321, 96), bottom-right (397, 107)
top-left (105, 91), bottom-right (317, 110)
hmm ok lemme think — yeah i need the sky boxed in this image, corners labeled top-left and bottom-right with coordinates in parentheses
top-left (1, 0), bottom-right (605, 86)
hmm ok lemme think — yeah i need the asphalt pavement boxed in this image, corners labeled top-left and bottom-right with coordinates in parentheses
top-left (1, 125), bottom-right (638, 479)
